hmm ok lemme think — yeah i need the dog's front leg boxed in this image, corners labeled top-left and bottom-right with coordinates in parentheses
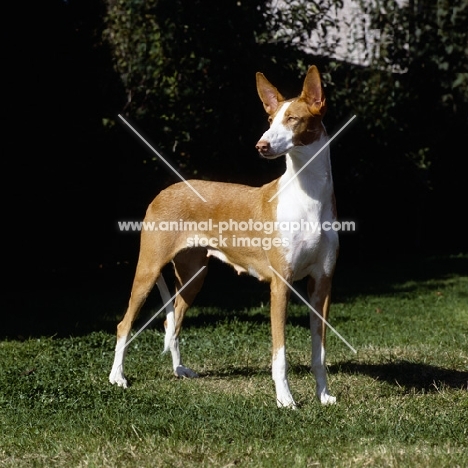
top-left (270, 277), bottom-right (296, 408)
top-left (308, 275), bottom-right (336, 405)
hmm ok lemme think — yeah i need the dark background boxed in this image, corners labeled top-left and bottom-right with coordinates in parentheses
top-left (4, 0), bottom-right (467, 337)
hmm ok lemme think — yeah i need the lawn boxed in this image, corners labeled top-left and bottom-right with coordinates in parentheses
top-left (1, 254), bottom-right (467, 467)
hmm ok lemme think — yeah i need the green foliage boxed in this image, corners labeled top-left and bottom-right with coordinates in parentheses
top-left (410, 0), bottom-right (468, 107)
top-left (104, 0), bottom-right (267, 176)
top-left (103, 0), bottom-right (468, 251)
top-left (342, 0), bottom-right (468, 164)
top-left (258, 0), bottom-right (344, 55)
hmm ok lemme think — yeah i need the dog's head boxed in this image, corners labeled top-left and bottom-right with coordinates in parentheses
top-left (255, 66), bottom-right (327, 159)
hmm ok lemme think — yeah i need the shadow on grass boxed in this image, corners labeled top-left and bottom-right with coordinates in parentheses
top-left (197, 366), bottom-right (271, 379)
top-left (328, 360), bottom-right (468, 392)
top-left (165, 360), bottom-right (467, 395)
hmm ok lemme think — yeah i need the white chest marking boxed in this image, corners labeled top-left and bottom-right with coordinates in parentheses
top-left (275, 137), bottom-right (337, 280)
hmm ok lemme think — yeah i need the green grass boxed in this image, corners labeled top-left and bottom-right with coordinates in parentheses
top-left (1, 254), bottom-right (467, 467)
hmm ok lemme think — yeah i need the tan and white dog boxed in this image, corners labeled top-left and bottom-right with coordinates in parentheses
top-left (109, 65), bottom-right (339, 407)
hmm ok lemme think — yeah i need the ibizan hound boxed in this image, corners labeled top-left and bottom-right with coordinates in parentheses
top-left (109, 65), bottom-right (338, 407)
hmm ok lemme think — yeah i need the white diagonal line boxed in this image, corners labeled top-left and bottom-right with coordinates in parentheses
top-left (269, 266), bottom-right (357, 354)
top-left (117, 266), bottom-right (207, 354)
top-left (268, 114), bottom-right (357, 202)
top-left (118, 114), bottom-right (207, 202)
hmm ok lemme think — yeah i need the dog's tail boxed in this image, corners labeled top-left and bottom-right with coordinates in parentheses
top-left (156, 274), bottom-right (176, 353)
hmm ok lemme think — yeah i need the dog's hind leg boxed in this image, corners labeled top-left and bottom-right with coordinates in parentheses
top-left (308, 274), bottom-right (336, 405)
top-left (270, 276), bottom-right (296, 408)
top-left (164, 248), bottom-right (208, 378)
top-left (109, 244), bottom-right (165, 388)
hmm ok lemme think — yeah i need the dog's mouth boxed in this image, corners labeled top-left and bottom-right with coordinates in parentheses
top-left (256, 145), bottom-right (288, 159)
top-left (259, 151), bottom-right (286, 160)
top-left (255, 140), bottom-right (293, 159)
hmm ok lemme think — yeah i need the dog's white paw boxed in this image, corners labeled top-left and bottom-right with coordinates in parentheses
top-left (277, 398), bottom-right (297, 409)
top-left (319, 393), bottom-right (336, 405)
top-left (109, 368), bottom-right (128, 389)
top-left (275, 387), bottom-right (297, 409)
top-left (174, 365), bottom-right (199, 378)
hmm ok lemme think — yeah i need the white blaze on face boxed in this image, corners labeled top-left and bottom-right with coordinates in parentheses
top-left (259, 102), bottom-right (294, 156)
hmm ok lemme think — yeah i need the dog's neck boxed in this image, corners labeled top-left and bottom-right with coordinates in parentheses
top-left (280, 132), bottom-right (333, 201)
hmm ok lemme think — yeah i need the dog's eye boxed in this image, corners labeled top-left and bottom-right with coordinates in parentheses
top-left (287, 116), bottom-right (297, 123)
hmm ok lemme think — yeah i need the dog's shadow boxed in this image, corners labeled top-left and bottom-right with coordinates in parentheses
top-left (202, 361), bottom-right (467, 393)
top-left (324, 360), bottom-right (468, 393)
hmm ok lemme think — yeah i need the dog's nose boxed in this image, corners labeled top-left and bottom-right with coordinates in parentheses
top-left (255, 140), bottom-right (270, 154)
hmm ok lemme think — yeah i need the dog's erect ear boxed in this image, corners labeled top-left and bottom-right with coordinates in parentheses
top-left (256, 72), bottom-right (285, 115)
top-left (301, 65), bottom-right (326, 116)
